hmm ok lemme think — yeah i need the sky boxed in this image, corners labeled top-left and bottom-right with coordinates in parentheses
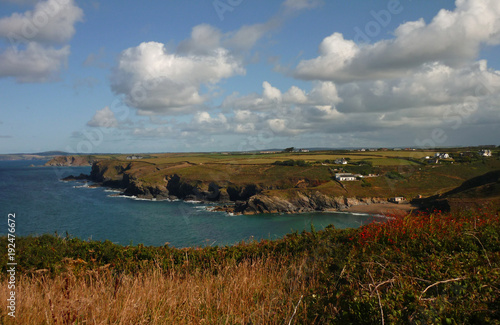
top-left (0, 0), bottom-right (499, 154)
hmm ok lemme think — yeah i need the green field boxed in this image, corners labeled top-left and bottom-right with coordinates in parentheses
top-left (72, 148), bottom-right (500, 201)
top-left (115, 150), bottom-right (441, 166)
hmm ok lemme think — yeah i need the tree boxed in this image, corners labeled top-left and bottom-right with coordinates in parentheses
top-left (283, 147), bottom-right (295, 153)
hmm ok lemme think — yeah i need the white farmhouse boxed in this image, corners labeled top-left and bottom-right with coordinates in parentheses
top-left (479, 149), bottom-right (492, 157)
top-left (434, 153), bottom-right (449, 159)
top-left (335, 173), bottom-right (357, 181)
top-left (335, 158), bottom-right (348, 165)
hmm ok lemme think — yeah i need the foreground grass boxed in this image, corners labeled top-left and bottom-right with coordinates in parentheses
top-left (1, 208), bottom-right (499, 324)
top-left (1, 258), bottom-right (310, 324)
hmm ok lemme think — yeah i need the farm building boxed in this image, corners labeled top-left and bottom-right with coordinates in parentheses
top-left (389, 197), bottom-right (406, 203)
top-left (126, 156), bottom-right (143, 160)
top-left (434, 152), bottom-right (449, 159)
top-left (335, 173), bottom-right (357, 181)
top-left (334, 158), bottom-right (348, 165)
top-left (479, 149), bottom-right (492, 157)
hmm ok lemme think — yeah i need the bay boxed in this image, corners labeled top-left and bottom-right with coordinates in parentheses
top-left (0, 160), bottom-right (375, 247)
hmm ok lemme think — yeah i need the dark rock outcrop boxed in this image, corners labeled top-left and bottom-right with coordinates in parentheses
top-left (234, 191), bottom-right (388, 215)
top-left (45, 156), bottom-right (95, 167)
top-left (71, 160), bottom-right (392, 213)
top-left (235, 195), bottom-right (299, 214)
top-left (61, 173), bottom-right (89, 181)
top-left (227, 184), bottom-right (260, 201)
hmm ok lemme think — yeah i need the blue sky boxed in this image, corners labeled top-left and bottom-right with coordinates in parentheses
top-left (0, 0), bottom-right (499, 154)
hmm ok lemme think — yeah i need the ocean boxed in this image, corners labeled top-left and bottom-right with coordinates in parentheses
top-left (0, 160), bottom-right (375, 247)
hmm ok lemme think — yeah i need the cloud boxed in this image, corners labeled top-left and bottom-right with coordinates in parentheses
top-left (282, 0), bottom-right (323, 11)
top-left (0, 42), bottom-right (69, 82)
top-left (0, 0), bottom-right (83, 44)
top-left (336, 60), bottom-right (500, 113)
top-left (83, 48), bottom-right (107, 68)
top-left (109, 0), bottom-right (326, 116)
top-left (294, 0), bottom-right (500, 82)
top-left (0, 0), bottom-right (82, 83)
top-left (177, 24), bottom-right (222, 55)
top-left (111, 0), bottom-right (500, 149)
top-left (0, 0), bottom-right (39, 5)
top-left (221, 80), bottom-right (341, 111)
top-left (87, 106), bottom-right (118, 128)
top-left (111, 41), bottom-right (245, 115)
top-left (188, 111), bottom-right (230, 133)
top-left (225, 20), bottom-right (281, 52)
top-left (262, 81), bottom-right (282, 101)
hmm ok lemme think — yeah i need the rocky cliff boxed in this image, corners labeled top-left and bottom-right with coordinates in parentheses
top-left (233, 192), bottom-right (388, 215)
top-left (72, 160), bottom-right (391, 214)
top-left (45, 155), bottom-right (95, 167)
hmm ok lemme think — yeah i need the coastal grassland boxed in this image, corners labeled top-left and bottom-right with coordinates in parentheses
top-left (98, 153), bottom-right (500, 201)
top-left (262, 159), bottom-right (500, 200)
top-left (368, 158), bottom-right (422, 166)
top-left (1, 257), bottom-right (311, 324)
top-left (140, 164), bottom-right (334, 188)
top-left (123, 150), bottom-right (438, 166)
top-left (1, 207), bottom-right (499, 324)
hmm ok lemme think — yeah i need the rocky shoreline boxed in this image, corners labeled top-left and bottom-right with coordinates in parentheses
top-left (45, 155), bottom-right (95, 167)
top-left (60, 161), bottom-right (403, 215)
top-left (218, 193), bottom-right (390, 215)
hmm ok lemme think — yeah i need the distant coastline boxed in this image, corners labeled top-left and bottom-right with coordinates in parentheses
top-left (51, 156), bottom-right (420, 216)
top-left (44, 149), bottom-right (500, 217)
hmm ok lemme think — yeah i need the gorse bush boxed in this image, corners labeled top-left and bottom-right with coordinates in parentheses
top-left (0, 208), bottom-right (499, 324)
top-left (309, 209), bottom-right (500, 324)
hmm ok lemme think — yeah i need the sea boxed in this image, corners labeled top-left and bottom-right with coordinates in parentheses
top-left (0, 160), bottom-right (377, 247)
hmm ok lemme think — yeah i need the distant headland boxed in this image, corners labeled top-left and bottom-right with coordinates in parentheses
top-left (45, 146), bottom-right (500, 215)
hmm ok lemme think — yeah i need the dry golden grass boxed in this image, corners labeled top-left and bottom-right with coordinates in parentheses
top-left (0, 257), bottom-right (313, 324)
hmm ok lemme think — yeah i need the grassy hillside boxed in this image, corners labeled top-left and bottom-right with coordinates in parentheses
top-left (1, 207), bottom-right (499, 324)
top-left (78, 150), bottom-right (500, 201)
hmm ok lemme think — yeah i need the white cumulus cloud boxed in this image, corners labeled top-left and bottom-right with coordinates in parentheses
top-left (0, 0), bottom-right (83, 44)
top-left (0, 42), bottom-right (69, 82)
top-left (111, 41), bottom-right (245, 115)
top-left (294, 0), bottom-right (500, 82)
top-left (87, 107), bottom-right (119, 128)
top-left (0, 0), bottom-right (82, 82)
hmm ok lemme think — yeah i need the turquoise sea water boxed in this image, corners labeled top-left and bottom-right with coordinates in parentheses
top-left (0, 160), bottom-right (376, 247)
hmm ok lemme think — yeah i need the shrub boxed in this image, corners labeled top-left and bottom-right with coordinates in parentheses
top-left (385, 171), bottom-right (405, 180)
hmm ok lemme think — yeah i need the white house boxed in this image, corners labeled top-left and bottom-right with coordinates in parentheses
top-left (335, 158), bottom-right (348, 165)
top-left (434, 152), bottom-right (449, 159)
top-left (389, 197), bottom-right (406, 203)
top-left (335, 173), bottom-right (357, 181)
top-left (479, 149), bottom-right (492, 157)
